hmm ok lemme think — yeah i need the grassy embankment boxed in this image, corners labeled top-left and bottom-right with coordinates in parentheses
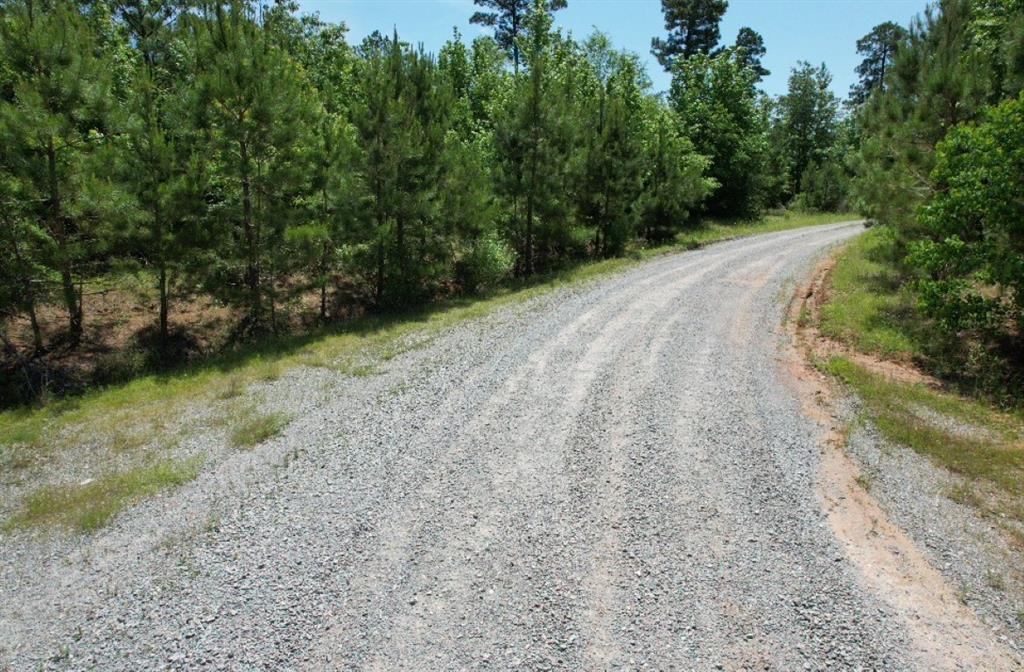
top-left (0, 211), bottom-right (856, 532)
top-left (816, 226), bottom-right (1024, 538)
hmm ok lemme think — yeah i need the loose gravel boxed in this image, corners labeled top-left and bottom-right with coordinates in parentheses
top-left (839, 394), bottom-right (1024, 655)
top-left (0, 222), bottom-right (940, 670)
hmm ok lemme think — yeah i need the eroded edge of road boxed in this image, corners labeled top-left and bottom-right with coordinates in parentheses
top-left (782, 244), bottom-right (1021, 671)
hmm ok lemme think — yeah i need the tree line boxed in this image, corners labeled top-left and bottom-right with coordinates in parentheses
top-left (0, 0), bottom-right (850, 379)
top-left (849, 0), bottom-right (1024, 395)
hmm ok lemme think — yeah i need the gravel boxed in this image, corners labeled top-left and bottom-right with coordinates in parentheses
top-left (840, 394), bottom-right (1024, 655)
top-left (0, 222), bottom-right (919, 670)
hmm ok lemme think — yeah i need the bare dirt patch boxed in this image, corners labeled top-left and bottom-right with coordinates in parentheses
top-left (785, 256), bottom-right (1021, 670)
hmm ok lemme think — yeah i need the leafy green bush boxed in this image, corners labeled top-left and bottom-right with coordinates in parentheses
top-left (456, 232), bottom-right (516, 293)
top-left (794, 159), bottom-right (848, 212)
top-left (910, 94), bottom-right (1024, 337)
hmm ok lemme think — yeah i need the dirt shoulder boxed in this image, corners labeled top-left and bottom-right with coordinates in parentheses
top-left (786, 248), bottom-right (1024, 668)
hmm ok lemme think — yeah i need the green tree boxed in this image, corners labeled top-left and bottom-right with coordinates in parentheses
top-left (732, 27), bottom-right (769, 82)
top-left (852, 0), bottom-right (1005, 232)
top-left (492, 0), bottom-right (572, 274)
top-left (116, 0), bottom-right (209, 351)
top-left (0, 0), bottom-right (119, 347)
top-left (190, 1), bottom-right (318, 329)
top-left (576, 36), bottom-right (646, 256)
top-left (636, 100), bottom-right (714, 243)
top-left (777, 61), bottom-right (838, 198)
top-left (651, 0), bottom-right (728, 71)
top-left (910, 94), bottom-right (1024, 339)
top-left (849, 21), bottom-right (906, 105)
top-left (670, 49), bottom-right (766, 217)
top-left (0, 174), bottom-right (50, 355)
top-left (469, 0), bottom-right (567, 73)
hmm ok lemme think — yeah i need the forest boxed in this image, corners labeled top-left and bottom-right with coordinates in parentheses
top-left (0, 0), bottom-right (1020, 405)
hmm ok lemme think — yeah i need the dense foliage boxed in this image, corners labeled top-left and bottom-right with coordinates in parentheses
top-left (851, 0), bottom-right (1024, 395)
top-left (0, 0), bottom-right (850, 401)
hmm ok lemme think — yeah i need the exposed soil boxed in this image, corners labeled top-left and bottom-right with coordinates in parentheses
top-left (788, 251), bottom-right (1022, 670)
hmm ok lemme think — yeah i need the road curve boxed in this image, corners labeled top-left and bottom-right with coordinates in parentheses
top-left (1, 222), bottom-right (1010, 670)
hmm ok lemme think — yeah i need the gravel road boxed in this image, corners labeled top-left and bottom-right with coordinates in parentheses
top-left (1, 222), bottom-right (1011, 670)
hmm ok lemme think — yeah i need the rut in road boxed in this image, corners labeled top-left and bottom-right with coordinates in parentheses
top-left (0, 222), bottom-right (1016, 670)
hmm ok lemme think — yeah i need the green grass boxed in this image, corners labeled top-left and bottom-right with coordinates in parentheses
top-left (230, 411), bottom-right (291, 448)
top-left (823, 356), bottom-right (1024, 496)
top-left (4, 457), bottom-right (202, 532)
top-left (677, 210), bottom-right (860, 250)
top-left (0, 210), bottom-right (855, 470)
top-left (819, 226), bottom-right (924, 360)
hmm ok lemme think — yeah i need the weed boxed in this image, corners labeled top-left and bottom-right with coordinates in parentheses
top-left (254, 359), bottom-right (283, 382)
top-left (5, 457), bottom-right (202, 532)
top-left (230, 412), bottom-right (290, 448)
top-left (985, 569), bottom-right (1007, 591)
top-left (218, 376), bottom-right (247, 400)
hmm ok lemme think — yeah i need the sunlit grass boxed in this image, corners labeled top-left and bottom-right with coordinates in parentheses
top-left (4, 457), bottom-right (202, 532)
top-left (818, 226), bottom-right (923, 360)
top-left (230, 411), bottom-right (291, 449)
top-left (824, 356), bottom-right (1024, 496)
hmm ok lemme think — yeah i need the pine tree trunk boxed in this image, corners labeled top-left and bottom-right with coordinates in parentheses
top-left (10, 229), bottom-right (45, 354)
top-left (158, 263), bottom-right (169, 349)
top-left (376, 227), bottom-right (386, 306)
top-left (240, 140), bottom-right (261, 327)
top-left (47, 138), bottom-right (82, 347)
top-left (27, 299), bottom-right (43, 356)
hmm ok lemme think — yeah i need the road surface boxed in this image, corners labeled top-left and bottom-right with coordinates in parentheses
top-left (1, 221), bottom-right (1014, 670)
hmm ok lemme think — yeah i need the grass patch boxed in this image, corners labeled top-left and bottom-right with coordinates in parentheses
top-left (230, 411), bottom-right (291, 449)
top-left (0, 211), bottom-right (856, 472)
top-left (4, 457), bottom-right (202, 532)
top-left (823, 356), bottom-right (1024, 497)
top-left (818, 226), bottom-right (924, 360)
top-left (676, 211), bottom-right (859, 250)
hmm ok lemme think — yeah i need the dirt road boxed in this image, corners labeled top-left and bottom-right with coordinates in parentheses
top-left (1, 222), bottom-right (1016, 670)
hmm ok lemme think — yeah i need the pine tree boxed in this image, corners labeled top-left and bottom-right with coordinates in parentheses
top-left (651, 0), bottom-right (728, 71)
top-left (576, 36), bottom-right (646, 257)
top-left (848, 21), bottom-right (906, 105)
top-left (116, 1), bottom-right (208, 352)
top-left (732, 27), bottom-right (769, 82)
top-left (191, 1), bottom-right (318, 329)
top-left (469, 0), bottom-right (567, 73)
top-left (491, 0), bottom-right (569, 275)
top-left (0, 0), bottom-right (118, 347)
top-left (637, 101), bottom-right (714, 242)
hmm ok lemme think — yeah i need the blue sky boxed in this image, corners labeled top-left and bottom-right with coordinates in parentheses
top-left (298, 0), bottom-right (929, 98)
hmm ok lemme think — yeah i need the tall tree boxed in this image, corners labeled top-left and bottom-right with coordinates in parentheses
top-left (576, 35), bottom-right (646, 256)
top-left (116, 0), bottom-right (207, 351)
top-left (469, 0), bottom-right (567, 73)
top-left (733, 27), bottom-right (769, 82)
top-left (492, 0), bottom-right (573, 274)
top-left (777, 61), bottom-right (838, 197)
top-left (651, 0), bottom-right (728, 71)
top-left (848, 21), bottom-right (906, 105)
top-left (636, 100), bottom-right (713, 243)
top-left (0, 0), bottom-right (118, 347)
top-left (670, 49), bottom-right (767, 217)
top-left (191, 1), bottom-right (318, 329)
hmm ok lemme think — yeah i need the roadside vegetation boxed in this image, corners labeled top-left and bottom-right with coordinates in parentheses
top-left (0, 0), bottom-right (853, 412)
top-left (813, 0), bottom-right (1024, 540)
top-left (1, 209), bottom-right (851, 533)
top-left (4, 457), bottom-right (201, 532)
